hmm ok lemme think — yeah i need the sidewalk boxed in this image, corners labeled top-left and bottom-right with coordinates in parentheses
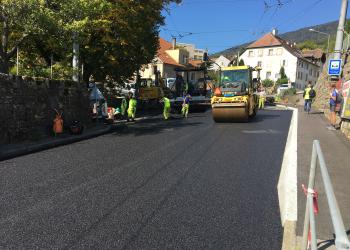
top-left (0, 114), bottom-right (160, 162)
top-left (297, 107), bottom-right (350, 249)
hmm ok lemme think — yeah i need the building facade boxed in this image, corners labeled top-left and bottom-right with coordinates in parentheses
top-left (140, 38), bottom-right (188, 80)
top-left (210, 55), bottom-right (231, 71)
top-left (240, 31), bottom-right (321, 89)
top-left (177, 42), bottom-right (206, 61)
top-left (140, 38), bottom-right (205, 85)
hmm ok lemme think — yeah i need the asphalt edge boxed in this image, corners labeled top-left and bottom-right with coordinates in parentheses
top-left (0, 116), bottom-right (156, 162)
top-left (277, 105), bottom-right (298, 250)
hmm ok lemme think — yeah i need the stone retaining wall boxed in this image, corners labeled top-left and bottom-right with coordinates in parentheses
top-left (314, 54), bottom-right (350, 139)
top-left (0, 74), bottom-right (91, 144)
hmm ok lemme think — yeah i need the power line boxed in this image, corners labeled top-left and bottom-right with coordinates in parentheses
top-left (179, 0), bottom-right (261, 5)
top-left (277, 0), bottom-right (325, 29)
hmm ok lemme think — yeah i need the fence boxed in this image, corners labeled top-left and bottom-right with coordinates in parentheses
top-left (301, 140), bottom-right (350, 250)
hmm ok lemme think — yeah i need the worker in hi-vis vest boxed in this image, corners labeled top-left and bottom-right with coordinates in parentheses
top-left (162, 96), bottom-right (171, 120)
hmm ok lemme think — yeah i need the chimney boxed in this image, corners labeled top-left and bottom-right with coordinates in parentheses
top-left (271, 28), bottom-right (278, 36)
top-left (172, 37), bottom-right (176, 50)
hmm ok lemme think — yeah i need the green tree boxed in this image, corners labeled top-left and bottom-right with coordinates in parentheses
top-left (1, 0), bottom-right (181, 80)
top-left (262, 79), bottom-right (274, 88)
top-left (296, 40), bottom-right (318, 51)
top-left (276, 66), bottom-right (288, 85)
top-left (239, 58), bottom-right (245, 66)
top-left (0, 0), bottom-right (47, 73)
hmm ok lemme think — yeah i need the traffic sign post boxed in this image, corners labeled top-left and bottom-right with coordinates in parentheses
top-left (328, 59), bottom-right (342, 76)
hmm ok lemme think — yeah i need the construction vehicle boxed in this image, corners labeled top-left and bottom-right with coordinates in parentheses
top-left (171, 67), bottom-right (212, 112)
top-left (211, 66), bottom-right (260, 122)
top-left (137, 78), bottom-right (164, 101)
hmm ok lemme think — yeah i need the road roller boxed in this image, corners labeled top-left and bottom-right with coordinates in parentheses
top-left (211, 66), bottom-right (259, 122)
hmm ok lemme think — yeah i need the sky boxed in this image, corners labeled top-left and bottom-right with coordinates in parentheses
top-left (160, 0), bottom-right (349, 54)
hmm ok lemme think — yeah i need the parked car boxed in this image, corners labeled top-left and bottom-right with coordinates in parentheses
top-left (277, 84), bottom-right (290, 95)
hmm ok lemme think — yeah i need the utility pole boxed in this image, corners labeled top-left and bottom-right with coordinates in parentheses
top-left (50, 54), bottom-right (53, 79)
top-left (72, 32), bottom-right (79, 82)
top-left (334, 0), bottom-right (348, 59)
top-left (16, 47), bottom-right (19, 75)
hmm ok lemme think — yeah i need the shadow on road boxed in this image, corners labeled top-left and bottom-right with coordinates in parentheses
top-left (316, 229), bottom-right (350, 250)
top-left (111, 117), bottom-right (204, 137)
top-left (252, 112), bottom-right (283, 123)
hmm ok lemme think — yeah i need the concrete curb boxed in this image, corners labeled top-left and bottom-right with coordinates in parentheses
top-left (277, 106), bottom-right (298, 250)
top-left (0, 126), bottom-right (112, 162)
top-left (0, 115), bottom-right (158, 162)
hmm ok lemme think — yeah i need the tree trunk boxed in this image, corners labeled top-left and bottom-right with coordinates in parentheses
top-left (0, 57), bottom-right (10, 74)
top-left (0, 18), bottom-right (9, 74)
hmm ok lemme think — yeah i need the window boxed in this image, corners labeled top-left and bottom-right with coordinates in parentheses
top-left (268, 49), bottom-right (273, 56)
top-left (306, 64), bottom-right (309, 70)
top-left (300, 72), bottom-right (303, 79)
top-left (277, 48), bottom-right (283, 55)
top-left (248, 50), bottom-right (254, 57)
top-left (309, 69), bottom-right (312, 76)
top-left (182, 55), bottom-right (188, 64)
top-left (221, 70), bottom-right (249, 94)
top-left (305, 73), bottom-right (308, 81)
top-left (258, 49), bottom-right (263, 57)
top-left (191, 72), bottom-right (195, 81)
top-left (301, 62), bottom-right (304, 68)
top-left (266, 71), bottom-right (272, 79)
top-left (257, 61), bottom-right (262, 67)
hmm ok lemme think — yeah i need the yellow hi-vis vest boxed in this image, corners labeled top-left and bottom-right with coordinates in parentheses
top-left (304, 87), bottom-right (311, 100)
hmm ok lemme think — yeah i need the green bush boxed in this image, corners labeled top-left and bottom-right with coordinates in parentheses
top-left (280, 87), bottom-right (296, 98)
top-left (276, 78), bottom-right (288, 85)
top-left (262, 79), bottom-right (274, 87)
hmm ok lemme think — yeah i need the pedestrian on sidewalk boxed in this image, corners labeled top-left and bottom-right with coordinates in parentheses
top-left (182, 94), bottom-right (191, 118)
top-left (161, 96), bottom-right (171, 120)
top-left (258, 85), bottom-right (266, 109)
top-left (127, 93), bottom-right (137, 122)
top-left (303, 82), bottom-right (316, 113)
top-left (328, 83), bottom-right (339, 130)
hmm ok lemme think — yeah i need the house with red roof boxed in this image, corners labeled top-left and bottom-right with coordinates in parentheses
top-left (240, 29), bottom-right (322, 89)
top-left (140, 38), bottom-right (189, 80)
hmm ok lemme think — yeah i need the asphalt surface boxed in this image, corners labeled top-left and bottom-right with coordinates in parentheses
top-left (0, 109), bottom-right (292, 250)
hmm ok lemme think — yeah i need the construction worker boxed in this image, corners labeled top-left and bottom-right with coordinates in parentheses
top-left (121, 96), bottom-right (128, 119)
top-left (258, 86), bottom-right (266, 109)
top-left (182, 94), bottom-right (191, 118)
top-left (162, 96), bottom-right (171, 120)
top-left (127, 93), bottom-right (137, 122)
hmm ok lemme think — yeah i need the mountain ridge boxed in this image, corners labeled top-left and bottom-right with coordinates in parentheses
top-left (211, 20), bottom-right (341, 58)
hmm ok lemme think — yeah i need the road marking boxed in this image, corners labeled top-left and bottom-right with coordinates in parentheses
top-left (242, 129), bottom-right (282, 134)
top-left (277, 107), bottom-right (298, 249)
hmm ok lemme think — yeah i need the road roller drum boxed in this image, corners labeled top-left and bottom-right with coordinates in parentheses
top-left (212, 103), bottom-right (248, 122)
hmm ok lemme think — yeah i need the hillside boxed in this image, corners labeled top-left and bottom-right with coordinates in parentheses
top-left (211, 20), bottom-right (341, 58)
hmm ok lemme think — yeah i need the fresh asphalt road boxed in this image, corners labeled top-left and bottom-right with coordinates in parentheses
top-left (0, 109), bottom-right (292, 250)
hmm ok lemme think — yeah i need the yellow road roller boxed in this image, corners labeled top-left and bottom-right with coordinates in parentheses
top-left (211, 66), bottom-right (259, 122)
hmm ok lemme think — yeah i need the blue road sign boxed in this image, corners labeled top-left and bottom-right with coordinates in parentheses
top-left (328, 59), bottom-right (342, 75)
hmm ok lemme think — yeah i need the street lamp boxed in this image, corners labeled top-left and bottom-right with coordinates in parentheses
top-left (309, 28), bottom-right (330, 55)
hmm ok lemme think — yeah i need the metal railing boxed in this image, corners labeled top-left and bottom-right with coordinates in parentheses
top-left (302, 140), bottom-right (350, 250)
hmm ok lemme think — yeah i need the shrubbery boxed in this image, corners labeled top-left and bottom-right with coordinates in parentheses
top-left (262, 79), bottom-right (274, 88)
top-left (280, 87), bottom-right (296, 98)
